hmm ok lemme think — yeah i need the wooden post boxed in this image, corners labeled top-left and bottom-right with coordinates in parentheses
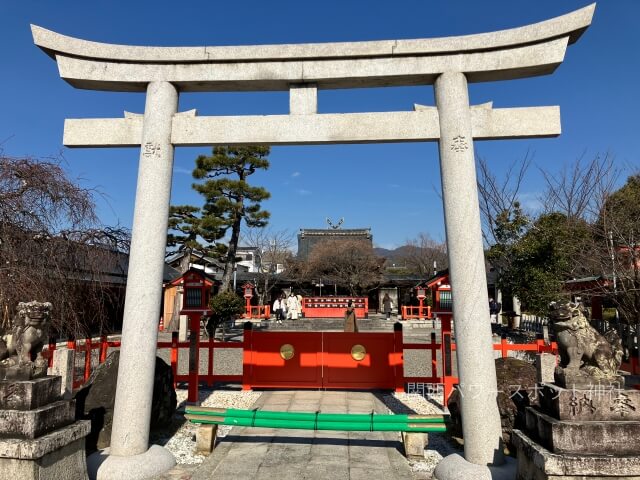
top-left (47, 336), bottom-right (57, 369)
top-left (84, 337), bottom-right (92, 382)
top-left (242, 322), bottom-right (253, 390)
top-left (188, 313), bottom-right (201, 403)
top-left (501, 335), bottom-right (508, 359)
top-left (99, 335), bottom-right (108, 363)
top-left (170, 331), bottom-right (178, 389)
top-left (441, 317), bottom-right (454, 405)
top-left (245, 297), bottom-right (251, 318)
top-left (393, 322), bottom-right (404, 392)
top-left (430, 332), bottom-right (437, 378)
top-left (207, 336), bottom-right (214, 387)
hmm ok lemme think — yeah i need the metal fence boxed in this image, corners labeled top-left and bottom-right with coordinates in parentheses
top-left (518, 313), bottom-right (550, 335)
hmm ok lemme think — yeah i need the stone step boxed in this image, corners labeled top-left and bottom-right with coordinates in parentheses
top-left (0, 399), bottom-right (75, 439)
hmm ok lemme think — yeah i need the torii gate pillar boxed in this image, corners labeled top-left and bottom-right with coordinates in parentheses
top-left (111, 82), bottom-right (178, 455)
top-left (435, 71), bottom-right (504, 465)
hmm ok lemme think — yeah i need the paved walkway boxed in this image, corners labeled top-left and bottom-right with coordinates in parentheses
top-left (190, 390), bottom-right (414, 480)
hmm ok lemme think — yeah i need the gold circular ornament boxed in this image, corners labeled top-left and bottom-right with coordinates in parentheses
top-left (280, 344), bottom-right (295, 360)
top-left (351, 344), bottom-right (366, 361)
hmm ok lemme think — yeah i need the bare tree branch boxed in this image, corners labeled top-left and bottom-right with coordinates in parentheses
top-left (540, 152), bottom-right (619, 222)
top-left (477, 151), bottom-right (533, 246)
top-left (0, 154), bottom-right (130, 336)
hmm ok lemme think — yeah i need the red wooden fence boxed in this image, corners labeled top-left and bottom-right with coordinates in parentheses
top-left (43, 322), bottom-right (573, 406)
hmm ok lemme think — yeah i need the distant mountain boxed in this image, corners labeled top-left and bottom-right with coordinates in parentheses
top-left (373, 247), bottom-right (393, 258)
top-left (374, 245), bottom-right (421, 261)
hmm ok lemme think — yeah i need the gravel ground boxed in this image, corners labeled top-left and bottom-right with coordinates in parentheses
top-left (378, 392), bottom-right (462, 479)
top-left (152, 387), bottom-right (461, 480)
top-left (151, 387), bottom-right (262, 466)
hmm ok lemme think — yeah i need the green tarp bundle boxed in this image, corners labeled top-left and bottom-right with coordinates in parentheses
top-left (185, 406), bottom-right (448, 433)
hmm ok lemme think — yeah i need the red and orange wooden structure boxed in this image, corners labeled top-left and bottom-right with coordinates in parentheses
top-left (302, 297), bottom-right (368, 318)
top-left (45, 317), bottom-right (578, 406)
top-left (402, 272), bottom-right (452, 321)
top-left (240, 282), bottom-right (270, 319)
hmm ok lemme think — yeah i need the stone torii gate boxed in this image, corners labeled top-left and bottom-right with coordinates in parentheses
top-left (33, 4), bottom-right (594, 479)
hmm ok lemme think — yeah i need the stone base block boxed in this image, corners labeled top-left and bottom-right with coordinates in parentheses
top-left (0, 420), bottom-right (90, 460)
top-left (0, 438), bottom-right (88, 480)
top-left (0, 399), bottom-right (75, 438)
top-left (0, 420), bottom-right (90, 480)
top-left (195, 423), bottom-right (218, 455)
top-left (0, 376), bottom-right (61, 410)
top-left (87, 445), bottom-right (176, 480)
top-left (433, 453), bottom-right (517, 480)
top-left (514, 429), bottom-right (640, 479)
top-left (554, 368), bottom-right (624, 390)
top-left (402, 431), bottom-right (426, 459)
top-left (540, 384), bottom-right (640, 421)
top-left (526, 407), bottom-right (640, 455)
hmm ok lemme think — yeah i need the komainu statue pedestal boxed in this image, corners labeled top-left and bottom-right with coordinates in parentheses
top-left (0, 376), bottom-right (90, 479)
top-left (514, 381), bottom-right (640, 479)
top-left (515, 302), bottom-right (640, 478)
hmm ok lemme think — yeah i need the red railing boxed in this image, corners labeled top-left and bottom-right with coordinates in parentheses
top-left (244, 305), bottom-right (271, 319)
top-left (44, 333), bottom-right (243, 392)
top-left (45, 325), bottom-right (569, 405)
top-left (402, 326), bottom-right (559, 404)
top-left (401, 305), bottom-right (432, 320)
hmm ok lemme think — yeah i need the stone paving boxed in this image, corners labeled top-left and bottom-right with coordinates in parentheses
top-left (188, 390), bottom-right (414, 480)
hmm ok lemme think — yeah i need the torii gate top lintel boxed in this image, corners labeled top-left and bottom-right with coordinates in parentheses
top-left (32, 4), bottom-right (594, 92)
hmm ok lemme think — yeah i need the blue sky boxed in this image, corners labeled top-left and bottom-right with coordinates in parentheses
top-left (1, 1), bottom-right (638, 250)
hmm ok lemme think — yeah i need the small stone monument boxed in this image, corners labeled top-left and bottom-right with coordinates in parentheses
top-left (514, 302), bottom-right (640, 479)
top-left (0, 301), bottom-right (90, 479)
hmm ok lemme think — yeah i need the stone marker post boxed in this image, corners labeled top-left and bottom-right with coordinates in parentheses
top-left (49, 348), bottom-right (75, 399)
top-left (435, 71), bottom-right (504, 466)
top-left (109, 81), bottom-right (178, 460)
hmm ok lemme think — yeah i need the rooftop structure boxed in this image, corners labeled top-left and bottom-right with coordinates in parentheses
top-left (297, 227), bottom-right (372, 259)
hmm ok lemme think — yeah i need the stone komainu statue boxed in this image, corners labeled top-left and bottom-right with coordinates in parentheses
top-left (0, 301), bottom-right (52, 378)
top-left (549, 301), bottom-right (622, 379)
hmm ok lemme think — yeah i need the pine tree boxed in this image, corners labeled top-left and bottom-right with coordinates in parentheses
top-left (166, 205), bottom-right (227, 272)
top-left (192, 146), bottom-right (271, 291)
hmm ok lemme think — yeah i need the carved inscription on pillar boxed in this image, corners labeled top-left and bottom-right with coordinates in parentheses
top-left (450, 135), bottom-right (469, 152)
top-left (142, 142), bottom-right (162, 158)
